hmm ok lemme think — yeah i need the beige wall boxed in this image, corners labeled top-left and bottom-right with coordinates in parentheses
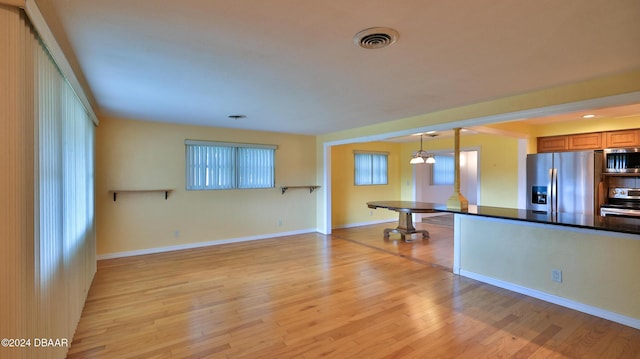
top-left (331, 142), bottom-right (401, 227)
top-left (458, 215), bottom-right (640, 320)
top-left (96, 117), bottom-right (317, 256)
top-left (328, 133), bottom-right (520, 228)
top-left (400, 133), bottom-right (521, 208)
top-left (97, 71), bottom-right (640, 252)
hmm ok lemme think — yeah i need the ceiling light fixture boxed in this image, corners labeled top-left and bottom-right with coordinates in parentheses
top-left (582, 114), bottom-right (595, 119)
top-left (410, 133), bottom-right (437, 165)
top-left (353, 27), bottom-right (399, 49)
top-left (228, 114), bottom-right (246, 120)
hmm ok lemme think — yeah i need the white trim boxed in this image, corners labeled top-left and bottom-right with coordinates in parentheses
top-left (97, 228), bottom-right (317, 260)
top-left (23, 0), bottom-right (99, 126)
top-left (332, 219), bottom-right (396, 230)
top-left (353, 150), bottom-right (390, 155)
top-left (517, 139), bottom-right (527, 209)
top-left (460, 270), bottom-right (640, 330)
top-left (321, 143), bottom-right (332, 235)
top-left (185, 139), bottom-right (278, 150)
top-left (453, 214), bottom-right (461, 275)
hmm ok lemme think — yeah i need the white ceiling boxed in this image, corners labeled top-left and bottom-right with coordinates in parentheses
top-left (35, 0), bottom-right (640, 135)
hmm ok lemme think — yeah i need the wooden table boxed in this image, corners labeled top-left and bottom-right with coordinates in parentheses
top-left (367, 201), bottom-right (437, 241)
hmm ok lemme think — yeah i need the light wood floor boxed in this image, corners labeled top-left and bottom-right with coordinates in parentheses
top-left (67, 221), bottom-right (640, 358)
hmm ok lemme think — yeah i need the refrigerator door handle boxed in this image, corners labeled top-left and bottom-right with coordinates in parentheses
top-left (553, 168), bottom-right (558, 213)
top-left (550, 168), bottom-right (558, 213)
top-left (547, 168), bottom-right (553, 213)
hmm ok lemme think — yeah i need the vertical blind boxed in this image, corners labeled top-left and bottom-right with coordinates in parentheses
top-left (1, 7), bottom-right (96, 358)
top-left (432, 154), bottom-right (454, 185)
top-left (237, 147), bottom-right (275, 189)
top-left (35, 17), bottom-right (96, 357)
top-left (354, 152), bottom-right (388, 185)
top-left (186, 140), bottom-right (276, 190)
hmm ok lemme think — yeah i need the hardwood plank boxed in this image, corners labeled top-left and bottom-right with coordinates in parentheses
top-left (67, 225), bottom-right (640, 358)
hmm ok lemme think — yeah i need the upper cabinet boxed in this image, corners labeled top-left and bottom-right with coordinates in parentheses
top-left (537, 132), bottom-right (602, 152)
top-left (568, 132), bottom-right (602, 150)
top-left (537, 135), bottom-right (568, 152)
top-left (537, 129), bottom-right (639, 153)
top-left (605, 129), bottom-right (640, 148)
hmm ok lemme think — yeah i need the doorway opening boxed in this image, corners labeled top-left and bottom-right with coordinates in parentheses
top-left (413, 149), bottom-right (480, 222)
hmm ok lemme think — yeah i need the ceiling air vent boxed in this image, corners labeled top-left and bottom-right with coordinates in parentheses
top-left (353, 27), bottom-right (399, 49)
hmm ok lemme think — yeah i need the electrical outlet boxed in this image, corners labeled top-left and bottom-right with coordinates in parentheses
top-left (370, 211), bottom-right (374, 216)
top-left (551, 269), bottom-right (562, 283)
top-left (278, 219), bottom-right (283, 226)
top-left (173, 230), bottom-right (180, 238)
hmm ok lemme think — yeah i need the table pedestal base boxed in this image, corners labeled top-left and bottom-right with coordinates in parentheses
top-left (384, 212), bottom-right (429, 242)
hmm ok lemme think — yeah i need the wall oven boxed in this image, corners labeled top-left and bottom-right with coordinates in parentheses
top-left (600, 187), bottom-right (640, 218)
top-left (604, 148), bottom-right (640, 173)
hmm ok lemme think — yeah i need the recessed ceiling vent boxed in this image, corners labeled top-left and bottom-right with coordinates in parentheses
top-left (354, 27), bottom-right (399, 49)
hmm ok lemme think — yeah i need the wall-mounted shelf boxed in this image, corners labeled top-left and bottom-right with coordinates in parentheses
top-left (109, 189), bottom-right (173, 201)
top-left (280, 185), bottom-right (320, 195)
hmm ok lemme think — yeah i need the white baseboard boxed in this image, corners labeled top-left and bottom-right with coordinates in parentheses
top-left (97, 228), bottom-right (317, 260)
top-left (332, 219), bottom-right (395, 229)
top-left (459, 270), bottom-right (640, 330)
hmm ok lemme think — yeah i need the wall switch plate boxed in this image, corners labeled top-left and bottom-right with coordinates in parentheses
top-left (551, 269), bottom-right (562, 283)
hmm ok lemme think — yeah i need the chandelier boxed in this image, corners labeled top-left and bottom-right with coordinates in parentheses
top-left (409, 133), bottom-right (437, 164)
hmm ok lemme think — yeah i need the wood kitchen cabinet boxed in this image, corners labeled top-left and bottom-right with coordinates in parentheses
top-left (537, 135), bottom-right (567, 152)
top-left (537, 129), bottom-right (640, 153)
top-left (537, 132), bottom-right (602, 152)
top-left (568, 132), bottom-right (602, 150)
top-left (605, 129), bottom-right (640, 148)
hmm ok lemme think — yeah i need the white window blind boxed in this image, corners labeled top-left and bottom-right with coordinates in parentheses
top-left (186, 140), bottom-right (276, 190)
top-left (35, 26), bottom-right (96, 345)
top-left (432, 154), bottom-right (454, 185)
top-left (1, 5), bottom-right (97, 349)
top-left (354, 152), bottom-right (388, 185)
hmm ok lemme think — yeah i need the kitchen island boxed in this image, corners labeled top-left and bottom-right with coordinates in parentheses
top-left (436, 204), bottom-right (640, 330)
top-left (433, 204), bottom-right (640, 235)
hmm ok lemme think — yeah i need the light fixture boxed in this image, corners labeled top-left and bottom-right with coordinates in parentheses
top-left (410, 133), bottom-right (437, 164)
top-left (582, 114), bottom-right (595, 119)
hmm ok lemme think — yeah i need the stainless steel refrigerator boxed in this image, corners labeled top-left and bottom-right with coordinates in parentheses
top-left (526, 150), bottom-right (602, 216)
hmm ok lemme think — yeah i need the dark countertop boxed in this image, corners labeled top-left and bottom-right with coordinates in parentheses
top-left (432, 204), bottom-right (640, 236)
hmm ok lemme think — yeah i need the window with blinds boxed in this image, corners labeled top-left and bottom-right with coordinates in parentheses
top-left (431, 154), bottom-right (454, 185)
top-left (185, 140), bottom-right (277, 190)
top-left (0, 7), bottom-right (99, 349)
top-left (354, 151), bottom-right (388, 185)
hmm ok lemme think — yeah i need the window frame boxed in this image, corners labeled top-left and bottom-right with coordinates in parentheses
top-left (353, 151), bottom-right (389, 186)
top-left (431, 153), bottom-right (455, 185)
top-left (185, 140), bottom-right (277, 190)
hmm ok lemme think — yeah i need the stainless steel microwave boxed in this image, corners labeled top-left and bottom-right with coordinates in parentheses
top-left (604, 148), bottom-right (640, 173)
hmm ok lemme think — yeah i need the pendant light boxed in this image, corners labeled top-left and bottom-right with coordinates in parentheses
top-left (410, 133), bottom-right (436, 164)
